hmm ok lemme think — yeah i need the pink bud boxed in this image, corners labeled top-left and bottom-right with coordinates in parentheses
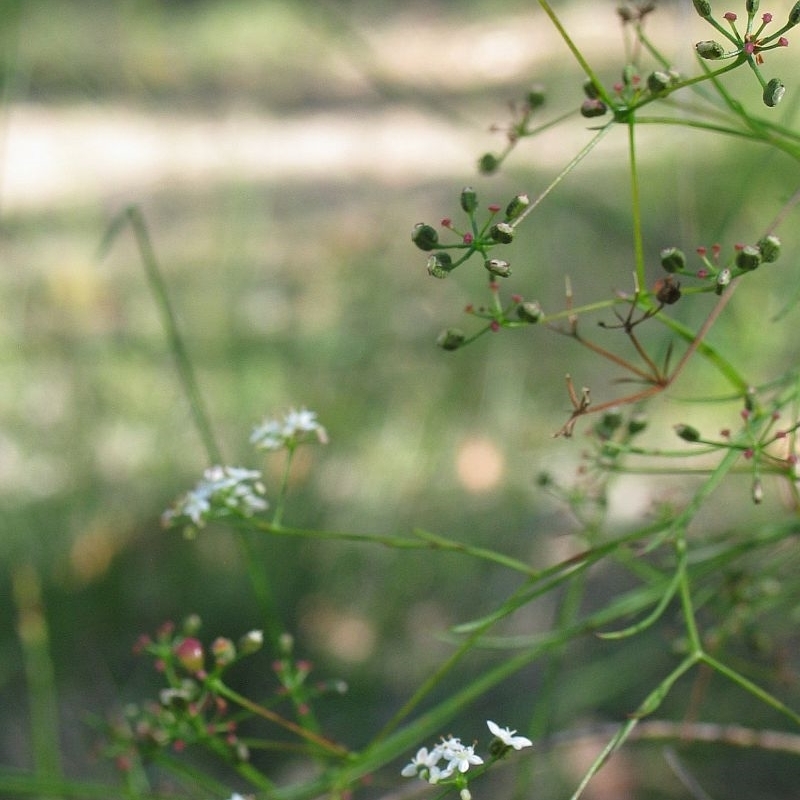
top-left (762, 12), bottom-right (773, 22)
top-left (174, 637), bottom-right (205, 673)
top-left (724, 12), bottom-right (737, 21)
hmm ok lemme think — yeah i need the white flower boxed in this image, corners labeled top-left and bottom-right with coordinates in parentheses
top-left (401, 746), bottom-right (439, 777)
top-left (401, 733), bottom-right (482, 783)
top-left (249, 418), bottom-right (284, 451)
top-left (284, 407), bottom-right (326, 439)
top-left (445, 743), bottom-right (483, 773)
top-left (427, 761), bottom-right (455, 784)
top-left (162, 466), bottom-right (268, 531)
top-left (251, 407), bottom-right (328, 451)
top-left (486, 720), bottom-right (532, 750)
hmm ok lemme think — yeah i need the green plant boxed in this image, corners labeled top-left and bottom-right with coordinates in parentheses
top-left (7, 2), bottom-right (800, 800)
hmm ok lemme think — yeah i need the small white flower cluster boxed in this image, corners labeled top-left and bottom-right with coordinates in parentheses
top-left (162, 466), bottom-right (268, 531)
top-left (250, 407), bottom-right (328, 451)
top-left (401, 721), bottom-right (532, 788)
top-left (401, 736), bottom-right (484, 784)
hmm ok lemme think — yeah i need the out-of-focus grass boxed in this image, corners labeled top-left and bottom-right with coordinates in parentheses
top-left (2, 0), bottom-right (800, 794)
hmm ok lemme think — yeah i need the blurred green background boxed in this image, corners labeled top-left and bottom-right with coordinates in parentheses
top-left (3, 0), bottom-right (800, 797)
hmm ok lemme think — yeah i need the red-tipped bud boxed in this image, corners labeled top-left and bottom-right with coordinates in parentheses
top-left (174, 637), bottom-right (204, 673)
top-left (211, 637), bottom-right (237, 667)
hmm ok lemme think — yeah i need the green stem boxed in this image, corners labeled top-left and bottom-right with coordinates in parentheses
top-left (99, 206), bottom-right (285, 646)
top-left (627, 120), bottom-right (647, 291)
top-left (247, 519), bottom-right (539, 576)
top-left (567, 654), bottom-right (699, 800)
top-left (536, 0), bottom-right (614, 108)
top-left (121, 206), bottom-right (223, 466)
top-left (12, 566), bottom-right (63, 799)
top-left (510, 123), bottom-right (614, 230)
top-left (210, 679), bottom-right (351, 760)
top-left (701, 654), bottom-right (800, 727)
top-left (271, 448), bottom-right (295, 528)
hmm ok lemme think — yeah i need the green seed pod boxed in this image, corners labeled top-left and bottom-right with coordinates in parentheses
top-left (478, 153), bottom-right (500, 174)
top-left (411, 222), bottom-right (438, 251)
top-left (656, 278), bottom-right (681, 305)
top-left (505, 193), bottom-right (530, 220)
top-left (757, 234), bottom-right (781, 262)
top-left (660, 246), bottom-right (686, 273)
top-left (516, 300), bottom-right (543, 323)
top-left (437, 328), bottom-right (466, 351)
top-left (527, 85), bottom-right (546, 108)
top-left (647, 70), bottom-right (671, 94)
top-left (696, 40), bottom-right (726, 59)
top-left (763, 78), bottom-right (785, 107)
top-left (627, 412), bottom-right (648, 436)
top-left (790, 2), bottom-right (800, 26)
top-left (484, 258), bottom-right (511, 277)
top-left (490, 222), bottom-right (514, 244)
top-left (580, 98), bottom-right (608, 118)
top-left (426, 252), bottom-right (453, 278)
top-left (582, 77), bottom-right (601, 99)
top-left (736, 244), bottom-right (762, 271)
top-left (692, 0), bottom-right (712, 18)
top-left (460, 186), bottom-right (478, 213)
top-left (675, 423), bottom-right (701, 442)
top-left (746, 0), bottom-right (759, 14)
top-left (600, 408), bottom-right (623, 433)
top-left (536, 471), bottom-right (553, 487)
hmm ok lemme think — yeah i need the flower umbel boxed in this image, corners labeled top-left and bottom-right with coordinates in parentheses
top-left (251, 408), bottom-right (328, 451)
top-left (401, 721), bottom-right (529, 789)
top-left (401, 735), bottom-right (483, 784)
top-left (162, 466), bottom-right (268, 534)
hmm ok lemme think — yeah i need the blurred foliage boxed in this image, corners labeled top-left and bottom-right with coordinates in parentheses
top-left (2, 0), bottom-right (800, 797)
